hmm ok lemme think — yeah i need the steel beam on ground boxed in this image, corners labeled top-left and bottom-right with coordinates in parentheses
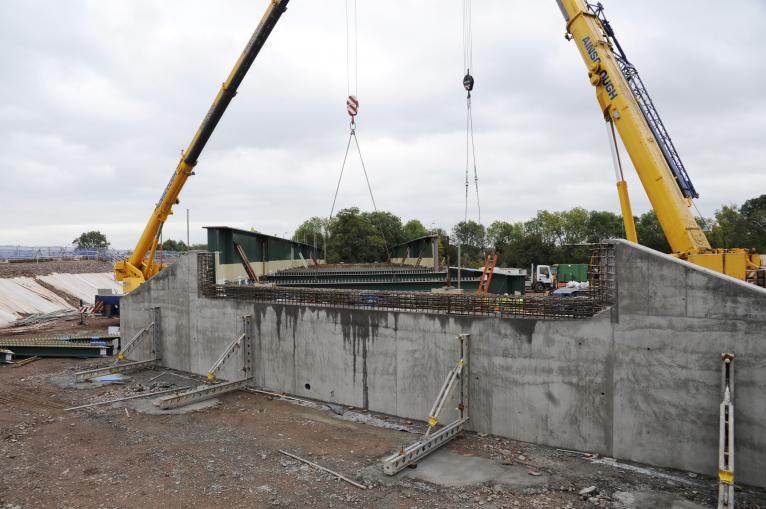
top-left (156, 379), bottom-right (249, 409)
top-left (75, 359), bottom-right (156, 382)
top-left (382, 418), bottom-right (468, 475)
top-left (7, 344), bottom-right (112, 358)
top-left (0, 335), bottom-right (118, 346)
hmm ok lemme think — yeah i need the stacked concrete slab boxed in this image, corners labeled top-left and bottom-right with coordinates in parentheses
top-left (121, 239), bottom-right (766, 488)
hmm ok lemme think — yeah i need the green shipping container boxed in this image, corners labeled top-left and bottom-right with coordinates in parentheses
top-left (555, 263), bottom-right (588, 283)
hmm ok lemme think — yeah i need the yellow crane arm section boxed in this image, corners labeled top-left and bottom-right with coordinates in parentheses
top-left (555, 0), bottom-right (761, 280)
top-left (115, 0), bottom-right (289, 293)
top-left (556, 0), bottom-right (709, 256)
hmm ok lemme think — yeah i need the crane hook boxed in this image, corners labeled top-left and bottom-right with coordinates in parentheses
top-left (463, 72), bottom-right (474, 95)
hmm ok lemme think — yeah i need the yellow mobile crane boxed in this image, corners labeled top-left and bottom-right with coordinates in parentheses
top-left (556, 0), bottom-right (762, 282)
top-left (115, 0), bottom-right (289, 293)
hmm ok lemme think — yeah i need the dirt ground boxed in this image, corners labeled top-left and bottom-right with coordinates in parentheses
top-left (0, 260), bottom-right (114, 279)
top-left (1, 349), bottom-right (764, 509)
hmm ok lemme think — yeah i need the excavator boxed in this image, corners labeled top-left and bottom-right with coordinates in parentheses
top-left (555, 0), bottom-right (763, 283)
top-left (117, 0), bottom-right (762, 293)
top-left (114, 0), bottom-right (289, 292)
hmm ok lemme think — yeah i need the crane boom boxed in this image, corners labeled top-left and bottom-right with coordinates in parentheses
top-left (115, 0), bottom-right (289, 293)
top-left (555, 0), bottom-right (761, 280)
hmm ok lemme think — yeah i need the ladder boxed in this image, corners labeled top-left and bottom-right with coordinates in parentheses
top-left (476, 254), bottom-right (498, 295)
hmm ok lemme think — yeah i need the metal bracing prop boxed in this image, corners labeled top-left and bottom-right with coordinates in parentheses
top-left (116, 322), bottom-right (154, 361)
top-left (382, 333), bottom-right (470, 475)
top-left (77, 308), bottom-right (161, 381)
top-left (118, 307), bottom-right (161, 361)
top-left (158, 315), bottom-right (253, 409)
top-left (207, 332), bottom-right (245, 382)
top-left (718, 353), bottom-right (735, 509)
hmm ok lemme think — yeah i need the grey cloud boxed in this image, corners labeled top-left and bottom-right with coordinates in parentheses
top-left (0, 0), bottom-right (763, 249)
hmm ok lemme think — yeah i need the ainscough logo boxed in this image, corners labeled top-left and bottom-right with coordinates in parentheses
top-left (583, 36), bottom-right (599, 63)
top-left (582, 36), bottom-right (618, 100)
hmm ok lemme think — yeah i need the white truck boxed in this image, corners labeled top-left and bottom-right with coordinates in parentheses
top-left (524, 264), bottom-right (555, 293)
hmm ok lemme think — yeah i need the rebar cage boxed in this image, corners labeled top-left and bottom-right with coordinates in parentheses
top-left (197, 251), bottom-right (611, 320)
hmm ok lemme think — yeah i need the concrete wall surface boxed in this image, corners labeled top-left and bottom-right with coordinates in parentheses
top-left (121, 241), bottom-right (766, 488)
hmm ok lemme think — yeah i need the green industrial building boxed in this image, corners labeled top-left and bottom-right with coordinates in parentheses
top-left (205, 226), bottom-right (325, 283)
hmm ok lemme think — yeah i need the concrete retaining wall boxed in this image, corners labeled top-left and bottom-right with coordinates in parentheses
top-left (121, 240), bottom-right (766, 488)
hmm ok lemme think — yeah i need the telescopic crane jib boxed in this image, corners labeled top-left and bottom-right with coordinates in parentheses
top-left (555, 0), bottom-right (762, 282)
top-left (114, 0), bottom-right (289, 293)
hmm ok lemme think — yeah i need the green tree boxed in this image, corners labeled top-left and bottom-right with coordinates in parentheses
top-left (160, 239), bottom-right (188, 252)
top-left (72, 231), bottom-right (110, 249)
top-left (741, 194), bottom-right (766, 252)
top-left (361, 211), bottom-right (404, 248)
top-left (326, 208), bottom-right (386, 263)
top-left (708, 205), bottom-right (748, 250)
top-left (294, 216), bottom-right (328, 247)
top-left (525, 210), bottom-right (565, 245)
top-left (452, 220), bottom-right (486, 267)
top-left (505, 233), bottom-right (557, 269)
top-left (487, 220), bottom-right (523, 250)
top-left (402, 219), bottom-right (429, 241)
top-left (635, 211), bottom-right (670, 253)
top-left (560, 207), bottom-right (590, 245)
top-left (586, 211), bottom-right (625, 243)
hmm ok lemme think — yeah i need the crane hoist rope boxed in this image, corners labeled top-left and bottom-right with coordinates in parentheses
top-left (462, 0), bottom-right (481, 226)
top-left (327, 0), bottom-right (389, 260)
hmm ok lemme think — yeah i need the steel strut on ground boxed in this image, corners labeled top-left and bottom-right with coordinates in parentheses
top-left (717, 353), bottom-right (735, 508)
top-left (75, 359), bottom-right (157, 382)
top-left (157, 379), bottom-right (251, 410)
top-left (382, 333), bottom-right (470, 475)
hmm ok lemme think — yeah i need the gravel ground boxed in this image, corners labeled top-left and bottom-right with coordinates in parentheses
top-left (1, 357), bottom-right (764, 509)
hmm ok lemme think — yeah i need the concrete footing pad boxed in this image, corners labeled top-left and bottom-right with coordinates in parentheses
top-left (612, 491), bottom-right (708, 509)
top-left (401, 450), bottom-right (550, 488)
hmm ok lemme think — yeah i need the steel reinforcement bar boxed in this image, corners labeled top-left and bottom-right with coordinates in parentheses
top-left (204, 284), bottom-right (600, 320)
top-left (197, 252), bottom-right (605, 320)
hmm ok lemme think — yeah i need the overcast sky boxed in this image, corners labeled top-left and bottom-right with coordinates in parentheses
top-left (1, 1), bottom-right (764, 249)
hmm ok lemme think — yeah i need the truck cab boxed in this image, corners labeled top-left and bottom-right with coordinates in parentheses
top-left (526, 264), bottom-right (555, 293)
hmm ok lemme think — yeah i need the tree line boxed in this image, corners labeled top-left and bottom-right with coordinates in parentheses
top-left (72, 194), bottom-right (764, 267)
top-left (292, 194), bottom-right (766, 268)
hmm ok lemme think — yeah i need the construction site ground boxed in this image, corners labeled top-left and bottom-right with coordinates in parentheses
top-left (0, 260), bottom-right (114, 279)
top-left (2, 336), bottom-right (765, 509)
